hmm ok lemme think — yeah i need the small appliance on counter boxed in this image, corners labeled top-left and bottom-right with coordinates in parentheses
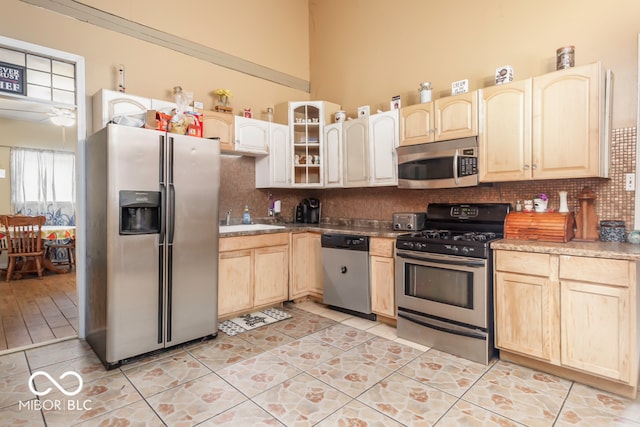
top-left (393, 212), bottom-right (426, 231)
top-left (295, 198), bottom-right (321, 224)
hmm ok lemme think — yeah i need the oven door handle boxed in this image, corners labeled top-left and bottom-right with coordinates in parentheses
top-left (398, 311), bottom-right (487, 340)
top-left (397, 251), bottom-right (485, 268)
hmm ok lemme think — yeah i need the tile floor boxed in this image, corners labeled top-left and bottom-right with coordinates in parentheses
top-left (2, 300), bottom-right (640, 426)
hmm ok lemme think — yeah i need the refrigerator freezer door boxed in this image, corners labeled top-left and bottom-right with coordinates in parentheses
top-left (166, 133), bottom-right (220, 345)
top-left (106, 126), bottom-right (165, 362)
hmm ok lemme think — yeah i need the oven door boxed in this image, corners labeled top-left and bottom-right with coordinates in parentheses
top-left (395, 249), bottom-right (488, 328)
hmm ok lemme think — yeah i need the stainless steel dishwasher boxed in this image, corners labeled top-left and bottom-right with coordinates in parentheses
top-left (321, 234), bottom-right (376, 320)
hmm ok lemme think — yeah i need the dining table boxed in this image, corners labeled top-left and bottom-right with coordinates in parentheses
top-left (0, 225), bottom-right (76, 275)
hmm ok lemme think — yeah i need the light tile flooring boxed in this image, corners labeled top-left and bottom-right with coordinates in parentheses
top-left (2, 300), bottom-right (640, 426)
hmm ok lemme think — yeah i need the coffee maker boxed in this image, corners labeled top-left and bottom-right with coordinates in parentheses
top-left (295, 198), bottom-right (321, 224)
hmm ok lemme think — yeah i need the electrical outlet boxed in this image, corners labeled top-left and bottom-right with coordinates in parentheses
top-left (625, 173), bottom-right (635, 191)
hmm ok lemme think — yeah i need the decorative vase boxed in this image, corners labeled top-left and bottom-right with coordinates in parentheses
top-left (533, 198), bottom-right (548, 213)
top-left (558, 191), bottom-right (569, 213)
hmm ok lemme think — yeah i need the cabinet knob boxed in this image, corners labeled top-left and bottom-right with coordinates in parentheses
top-left (532, 164), bottom-right (538, 170)
top-left (524, 164), bottom-right (530, 170)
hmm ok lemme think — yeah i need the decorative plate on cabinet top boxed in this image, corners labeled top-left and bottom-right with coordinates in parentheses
top-left (627, 230), bottom-right (640, 244)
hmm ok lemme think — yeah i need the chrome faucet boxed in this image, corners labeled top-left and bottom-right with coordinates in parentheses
top-left (225, 209), bottom-right (232, 226)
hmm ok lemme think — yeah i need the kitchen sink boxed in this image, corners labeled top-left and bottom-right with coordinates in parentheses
top-left (219, 224), bottom-right (286, 234)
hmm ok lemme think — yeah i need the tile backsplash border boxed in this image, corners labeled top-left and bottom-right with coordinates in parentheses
top-left (220, 127), bottom-right (637, 230)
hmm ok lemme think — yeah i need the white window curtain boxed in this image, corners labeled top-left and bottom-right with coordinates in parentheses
top-left (10, 147), bottom-right (76, 226)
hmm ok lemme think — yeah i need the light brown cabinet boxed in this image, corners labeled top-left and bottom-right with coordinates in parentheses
top-left (480, 62), bottom-right (611, 182)
top-left (202, 110), bottom-right (234, 153)
top-left (400, 91), bottom-right (478, 146)
top-left (495, 248), bottom-right (638, 398)
top-left (369, 237), bottom-right (396, 319)
top-left (289, 232), bottom-right (323, 300)
top-left (218, 233), bottom-right (289, 318)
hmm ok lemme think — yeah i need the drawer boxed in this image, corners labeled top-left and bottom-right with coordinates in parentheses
top-left (219, 232), bottom-right (289, 252)
top-left (369, 237), bottom-right (395, 258)
top-left (560, 256), bottom-right (630, 287)
top-left (495, 250), bottom-right (551, 277)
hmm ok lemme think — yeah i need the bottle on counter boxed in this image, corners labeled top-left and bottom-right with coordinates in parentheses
top-left (242, 205), bottom-right (251, 224)
top-left (515, 200), bottom-right (522, 212)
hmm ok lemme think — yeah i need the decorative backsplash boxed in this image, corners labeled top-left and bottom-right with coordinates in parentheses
top-left (220, 127), bottom-right (637, 230)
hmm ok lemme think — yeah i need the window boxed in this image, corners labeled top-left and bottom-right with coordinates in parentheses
top-left (10, 147), bottom-right (76, 225)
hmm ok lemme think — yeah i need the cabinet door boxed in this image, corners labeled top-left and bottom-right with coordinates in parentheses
top-left (92, 88), bottom-right (152, 133)
top-left (202, 110), bottom-right (234, 152)
top-left (324, 123), bottom-right (343, 187)
top-left (290, 233), bottom-right (322, 299)
top-left (479, 80), bottom-right (532, 182)
top-left (343, 117), bottom-right (370, 187)
top-left (254, 245), bottom-right (289, 307)
top-left (369, 110), bottom-right (398, 186)
top-left (370, 255), bottom-right (395, 318)
top-left (495, 271), bottom-right (553, 361)
top-left (560, 280), bottom-right (630, 381)
top-left (270, 123), bottom-right (291, 187)
top-left (218, 250), bottom-right (253, 318)
top-left (532, 62), bottom-right (603, 179)
top-left (434, 91), bottom-right (478, 140)
top-left (234, 116), bottom-right (269, 155)
top-left (400, 103), bottom-right (434, 146)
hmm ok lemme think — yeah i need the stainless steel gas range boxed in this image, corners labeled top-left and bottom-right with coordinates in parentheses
top-left (395, 203), bottom-right (511, 365)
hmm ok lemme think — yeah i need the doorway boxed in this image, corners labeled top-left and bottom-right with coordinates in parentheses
top-left (0, 35), bottom-right (86, 353)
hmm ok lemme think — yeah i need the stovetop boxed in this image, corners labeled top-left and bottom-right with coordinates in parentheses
top-left (395, 203), bottom-right (511, 258)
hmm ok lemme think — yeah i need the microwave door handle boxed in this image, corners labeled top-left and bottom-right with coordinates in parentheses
top-left (453, 149), bottom-right (459, 184)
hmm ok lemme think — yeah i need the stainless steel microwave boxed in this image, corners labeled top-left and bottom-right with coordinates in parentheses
top-left (396, 136), bottom-right (478, 189)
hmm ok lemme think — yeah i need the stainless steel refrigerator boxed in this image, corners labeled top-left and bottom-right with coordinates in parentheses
top-left (86, 124), bottom-right (220, 368)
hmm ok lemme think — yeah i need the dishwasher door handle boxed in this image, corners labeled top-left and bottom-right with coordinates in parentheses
top-left (340, 266), bottom-right (347, 274)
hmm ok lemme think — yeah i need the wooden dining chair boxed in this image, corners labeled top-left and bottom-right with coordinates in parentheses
top-left (2, 215), bottom-right (46, 281)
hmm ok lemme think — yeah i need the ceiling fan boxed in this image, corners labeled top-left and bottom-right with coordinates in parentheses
top-left (0, 97), bottom-right (76, 127)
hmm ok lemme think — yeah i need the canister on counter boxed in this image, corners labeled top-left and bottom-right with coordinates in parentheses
top-left (556, 45), bottom-right (575, 70)
top-left (599, 220), bottom-right (627, 242)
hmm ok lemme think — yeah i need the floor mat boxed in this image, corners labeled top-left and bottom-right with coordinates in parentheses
top-left (218, 307), bottom-right (292, 336)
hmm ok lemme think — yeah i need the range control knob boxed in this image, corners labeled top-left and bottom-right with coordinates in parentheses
top-left (461, 247), bottom-right (470, 254)
top-left (407, 224), bottom-right (413, 230)
top-left (450, 246), bottom-right (459, 253)
top-left (394, 223), bottom-right (400, 229)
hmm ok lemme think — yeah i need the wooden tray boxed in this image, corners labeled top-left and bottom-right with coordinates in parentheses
top-left (504, 212), bottom-right (575, 243)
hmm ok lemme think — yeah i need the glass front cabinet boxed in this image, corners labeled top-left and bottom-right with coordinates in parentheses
top-left (274, 100), bottom-right (341, 187)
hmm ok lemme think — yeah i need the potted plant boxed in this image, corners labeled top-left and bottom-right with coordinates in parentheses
top-left (533, 193), bottom-right (548, 212)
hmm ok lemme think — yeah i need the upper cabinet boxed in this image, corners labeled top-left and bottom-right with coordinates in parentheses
top-left (434, 91), bottom-right (479, 141)
top-left (255, 123), bottom-right (290, 188)
top-left (274, 100), bottom-right (341, 188)
top-left (479, 79), bottom-right (532, 182)
top-left (343, 110), bottom-right (399, 187)
top-left (400, 91), bottom-right (478, 146)
top-left (368, 109), bottom-right (399, 186)
top-left (202, 110), bottom-right (234, 152)
top-left (480, 62), bottom-right (612, 182)
top-left (92, 88), bottom-right (174, 133)
top-left (234, 116), bottom-right (269, 156)
top-left (323, 122), bottom-right (343, 188)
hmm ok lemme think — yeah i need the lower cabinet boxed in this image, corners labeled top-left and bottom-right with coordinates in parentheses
top-left (370, 237), bottom-right (396, 319)
top-left (218, 233), bottom-right (289, 318)
top-left (289, 232), bottom-right (323, 300)
top-left (494, 249), bottom-right (638, 398)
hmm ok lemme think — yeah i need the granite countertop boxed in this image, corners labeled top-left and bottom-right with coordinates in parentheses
top-left (219, 218), bottom-right (404, 238)
top-left (492, 239), bottom-right (640, 261)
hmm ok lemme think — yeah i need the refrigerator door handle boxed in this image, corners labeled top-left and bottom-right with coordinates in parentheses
top-left (167, 136), bottom-right (175, 244)
top-left (157, 244), bottom-right (164, 344)
top-left (166, 243), bottom-right (173, 342)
